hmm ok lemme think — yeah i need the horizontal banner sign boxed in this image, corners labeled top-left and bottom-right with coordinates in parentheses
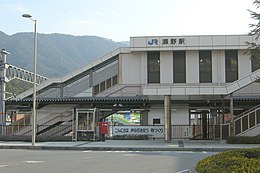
top-left (112, 126), bottom-right (164, 138)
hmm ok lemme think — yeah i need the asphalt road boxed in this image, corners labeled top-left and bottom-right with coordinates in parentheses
top-left (0, 149), bottom-right (216, 173)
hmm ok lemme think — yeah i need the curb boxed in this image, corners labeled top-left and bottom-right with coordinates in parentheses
top-left (0, 145), bottom-right (243, 152)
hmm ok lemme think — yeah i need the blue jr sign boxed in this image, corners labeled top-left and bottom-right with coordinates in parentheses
top-left (148, 39), bottom-right (158, 45)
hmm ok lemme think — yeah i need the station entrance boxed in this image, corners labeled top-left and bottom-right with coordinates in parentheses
top-left (74, 109), bottom-right (97, 141)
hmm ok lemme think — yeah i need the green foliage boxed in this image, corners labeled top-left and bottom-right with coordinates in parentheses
top-left (196, 148), bottom-right (260, 173)
top-left (247, 0), bottom-right (260, 70)
top-left (249, 0), bottom-right (260, 38)
top-left (6, 80), bottom-right (32, 96)
top-left (227, 136), bottom-right (260, 144)
top-left (0, 32), bottom-right (127, 78)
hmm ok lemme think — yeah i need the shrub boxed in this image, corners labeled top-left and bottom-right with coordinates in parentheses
top-left (227, 136), bottom-right (260, 144)
top-left (196, 148), bottom-right (260, 173)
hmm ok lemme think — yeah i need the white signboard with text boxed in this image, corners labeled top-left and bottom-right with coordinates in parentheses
top-left (112, 126), bottom-right (164, 138)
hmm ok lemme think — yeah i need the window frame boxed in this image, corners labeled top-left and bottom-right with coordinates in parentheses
top-left (173, 51), bottom-right (186, 83)
top-left (147, 51), bottom-right (160, 83)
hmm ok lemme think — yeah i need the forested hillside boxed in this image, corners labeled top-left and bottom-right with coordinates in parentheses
top-left (0, 31), bottom-right (127, 77)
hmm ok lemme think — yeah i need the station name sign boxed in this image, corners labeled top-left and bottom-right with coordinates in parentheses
top-left (147, 37), bottom-right (185, 46)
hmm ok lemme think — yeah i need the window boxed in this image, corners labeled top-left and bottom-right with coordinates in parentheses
top-left (173, 51), bottom-right (186, 83)
top-left (252, 58), bottom-right (260, 72)
top-left (190, 114), bottom-right (196, 120)
top-left (112, 75), bottom-right (118, 85)
top-left (199, 50), bottom-right (212, 83)
top-left (147, 52), bottom-right (160, 83)
top-left (100, 81), bottom-right (105, 92)
top-left (153, 118), bottom-right (160, 125)
top-left (225, 50), bottom-right (238, 82)
top-left (94, 84), bottom-right (99, 95)
top-left (106, 78), bottom-right (111, 89)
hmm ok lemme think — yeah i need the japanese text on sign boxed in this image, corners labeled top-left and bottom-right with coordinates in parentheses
top-left (113, 126), bottom-right (164, 138)
top-left (147, 38), bottom-right (185, 46)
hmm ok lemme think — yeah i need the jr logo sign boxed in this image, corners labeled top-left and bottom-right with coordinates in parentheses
top-left (148, 39), bottom-right (158, 45)
top-left (146, 37), bottom-right (185, 46)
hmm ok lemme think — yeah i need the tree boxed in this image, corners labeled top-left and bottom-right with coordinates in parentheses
top-left (249, 1), bottom-right (260, 37)
top-left (247, 0), bottom-right (260, 68)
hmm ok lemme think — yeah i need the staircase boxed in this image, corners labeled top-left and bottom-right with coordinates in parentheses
top-left (11, 111), bottom-right (73, 136)
top-left (6, 115), bottom-right (31, 135)
top-left (234, 104), bottom-right (260, 137)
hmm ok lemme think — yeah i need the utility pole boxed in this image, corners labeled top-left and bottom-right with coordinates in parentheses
top-left (0, 49), bottom-right (10, 135)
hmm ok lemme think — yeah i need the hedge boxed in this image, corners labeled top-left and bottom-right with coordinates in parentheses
top-left (196, 148), bottom-right (260, 173)
top-left (227, 136), bottom-right (260, 144)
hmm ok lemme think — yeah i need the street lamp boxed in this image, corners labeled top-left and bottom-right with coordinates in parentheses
top-left (22, 14), bottom-right (37, 146)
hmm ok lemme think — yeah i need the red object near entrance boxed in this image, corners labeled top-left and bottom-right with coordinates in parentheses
top-left (99, 122), bottom-right (108, 134)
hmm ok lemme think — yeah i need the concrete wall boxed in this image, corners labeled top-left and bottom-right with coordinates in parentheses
top-left (238, 50), bottom-right (251, 78)
top-left (148, 106), bottom-right (189, 125)
top-left (121, 49), bottom-right (255, 86)
top-left (160, 51), bottom-right (173, 84)
top-left (212, 50), bottom-right (225, 84)
top-left (121, 52), bottom-right (147, 85)
top-left (121, 53), bottom-right (141, 84)
top-left (186, 51), bottom-right (199, 83)
top-left (36, 104), bottom-right (75, 123)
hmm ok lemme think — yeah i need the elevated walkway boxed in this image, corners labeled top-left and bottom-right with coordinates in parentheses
top-left (6, 64), bottom-right (48, 84)
top-left (16, 47), bottom-right (130, 99)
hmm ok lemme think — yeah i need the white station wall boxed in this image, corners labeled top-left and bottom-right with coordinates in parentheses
top-left (148, 107), bottom-right (189, 125)
top-left (238, 50), bottom-right (251, 78)
top-left (121, 53), bottom-right (142, 84)
top-left (160, 51), bottom-right (173, 84)
top-left (186, 51), bottom-right (199, 83)
top-left (212, 50), bottom-right (225, 84)
top-left (120, 49), bottom-right (253, 87)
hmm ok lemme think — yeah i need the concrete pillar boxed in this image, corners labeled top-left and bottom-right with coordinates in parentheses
top-left (164, 95), bottom-right (171, 142)
top-left (89, 69), bottom-right (93, 88)
top-left (140, 110), bottom-right (148, 125)
top-left (0, 49), bottom-right (9, 135)
top-left (72, 108), bottom-right (77, 141)
top-left (202, 112), bottom-right (207, 139)
top-left (60, 84), bottom-right (64, 98)
top-left (211, 109), bottom-right (217, 139)
top-left (222, 100), bottom-right (225, 124)
top-left (230, 93), bottom-right (234, 136)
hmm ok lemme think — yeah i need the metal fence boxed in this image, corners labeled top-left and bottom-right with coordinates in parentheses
top-left (108, 125), bottom-right (221, 140)
top-left (1, 124), bottom-right (223, 141)
top-left (0, 124), bottom-right (72, 141)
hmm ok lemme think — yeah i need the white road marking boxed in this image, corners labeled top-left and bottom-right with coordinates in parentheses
top-left (0, 165), bottom-right (8, 168)
top-left (176, 151), bottom-right (194, 154)
top-left (83, 150), bottom-right (92, 152)
top-left (176, 169), bottom-right (190, 173)
top-left (82, 150), bottom-right (142, 153)
top-left (23, 161), bottom-right (44, 164)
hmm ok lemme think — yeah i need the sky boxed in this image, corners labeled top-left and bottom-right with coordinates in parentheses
top-left (0, 0), bottom-right (258, 42)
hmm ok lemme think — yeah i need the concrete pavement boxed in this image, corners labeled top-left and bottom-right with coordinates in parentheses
top-left (0, 139), bottom-right (259, 151)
